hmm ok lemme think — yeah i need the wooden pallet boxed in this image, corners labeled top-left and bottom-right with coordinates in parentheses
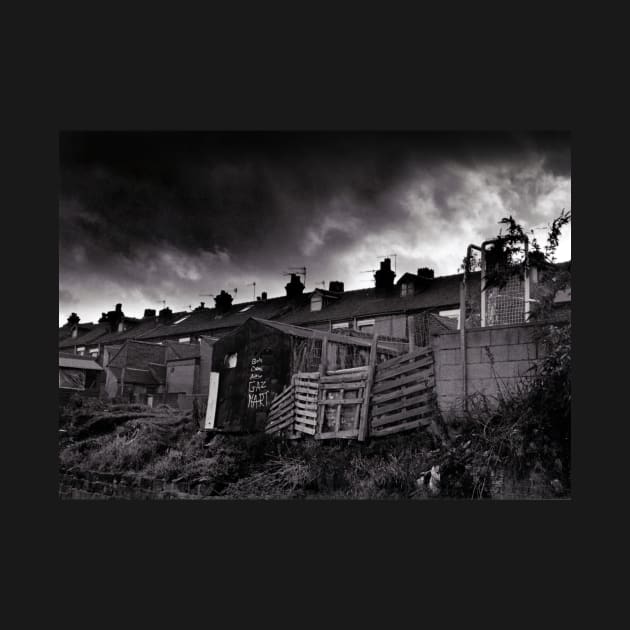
top-left (265, 383), bottom-right (296, 435)
top-left (369, 346), bottom-right (436, 437)
top-left (316, 367), bottom-right (368, 439)
top-left (293, 372), bottom-right (319, 435)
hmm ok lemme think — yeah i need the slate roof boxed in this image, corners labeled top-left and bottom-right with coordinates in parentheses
top-left (279, 272), bottom-right (481, 326)
top-left (94, 315), bottom-right (171, 345)
top-left (123, 367), bottom-right (159, 386)
top-left (58, 322), bottom-right (112, 349)
top-left (428, 313), bottom-right (459, 334)
top-left (58, 324), bottom-right (74, 341)
top-left (165, 341), bottom-right (201, 361)
top-left (138, 297), bottom-right (302, 340)
top-left (58, 322), bottom-right (95, 342)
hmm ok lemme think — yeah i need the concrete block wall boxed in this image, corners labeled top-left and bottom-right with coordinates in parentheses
top-left (432, 322), bottom-right (548, 417)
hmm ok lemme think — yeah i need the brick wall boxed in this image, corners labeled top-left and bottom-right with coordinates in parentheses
top-left (432, 322), bottom-right (550, 416)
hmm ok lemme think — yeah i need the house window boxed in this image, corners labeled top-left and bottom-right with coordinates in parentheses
top-left (178, 337), bottom-right (191, 343)
top-left (117, 322), bottom-right (124, 332)
top-left (225, 353), bottom-right (238, 368)
top-left (357, 318), bottom-right (375, 334)
top-left (332, 322), bottom-right (349, 330)
top-left (89, 348), bottom-right (99, 358)
top-left (311, 294), bottom-right (323, 312)
top-left (76, 346), bottom-right (85, 355)
top-left (400, 282), bottom-right (414, 297)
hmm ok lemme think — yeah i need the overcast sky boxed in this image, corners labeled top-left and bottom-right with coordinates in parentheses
top-left (59, 131), bottom-right (571, 326)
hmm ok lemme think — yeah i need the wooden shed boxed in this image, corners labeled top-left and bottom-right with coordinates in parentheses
top-left (206, 318), bottom-right (404, 433)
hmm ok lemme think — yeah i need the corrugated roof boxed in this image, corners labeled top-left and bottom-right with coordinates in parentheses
top-left (59, 355), bottom-right (103, 371)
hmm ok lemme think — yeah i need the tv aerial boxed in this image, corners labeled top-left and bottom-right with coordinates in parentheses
top-left (377, 253), bottom-right (397, 273)
top-left (283, 266), bottom-right (307, 288)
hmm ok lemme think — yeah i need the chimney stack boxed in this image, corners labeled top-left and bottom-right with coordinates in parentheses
top-left (214, 290), bottom-right (233, 314)
top-left (102, 303), bottom-right (125, 332)
top-left (374, 258), bottom-right (396, 292)
top-left (285, 274), bottom-right (305, 300)
top-left (261, 291), bottom-right (268, 301)
top-left (143, 308), bottom-right (156, 318)
top-left (158, 306), bottom-right (173, 323)
top-left (67, 312), bottom-right (80, 326)
top-left (194, 302), bottom-right (207, 311)
top-left (328, 281), bottom-right (344, 293)
top-left (417, 267), bottom-right (434, 279)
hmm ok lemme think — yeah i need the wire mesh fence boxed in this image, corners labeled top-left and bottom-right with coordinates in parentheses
top-left (485, 271), bottom-right (525, 326)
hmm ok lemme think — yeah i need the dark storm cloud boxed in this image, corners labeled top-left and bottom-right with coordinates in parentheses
top-left (59, 131), bottom-right (570, 324)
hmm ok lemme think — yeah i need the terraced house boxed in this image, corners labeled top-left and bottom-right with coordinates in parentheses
top-left (58, 257), bottom-right (571, 411)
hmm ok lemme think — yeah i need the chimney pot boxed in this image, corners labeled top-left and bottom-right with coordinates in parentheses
top-left (261, 291), bottom-right (268, 301)
top-left (417, 267), bottom-right (434, 279)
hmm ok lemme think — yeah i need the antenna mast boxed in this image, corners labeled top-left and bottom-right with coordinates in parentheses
top-left (286, 266), bottom-right (307, 289)
top-left (377, 253), bottom-right (397, 273)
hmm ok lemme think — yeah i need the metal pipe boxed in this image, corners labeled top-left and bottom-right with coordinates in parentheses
top-left (461, 244), bottom-right (482, 411)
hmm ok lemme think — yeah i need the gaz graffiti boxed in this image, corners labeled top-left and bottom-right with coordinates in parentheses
top-left (247, 357), bottom-right (270, 409)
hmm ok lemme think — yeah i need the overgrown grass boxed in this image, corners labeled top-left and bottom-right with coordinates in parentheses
top-left (436, 323), bottom-right (571, 498)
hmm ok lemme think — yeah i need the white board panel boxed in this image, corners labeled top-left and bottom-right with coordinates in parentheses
top-left (204, 372), bottom-right (220, 430)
